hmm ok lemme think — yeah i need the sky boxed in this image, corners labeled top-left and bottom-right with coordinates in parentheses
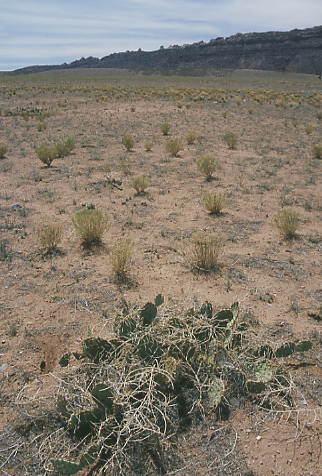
top-left (1, 0), bottom-right (322, 71)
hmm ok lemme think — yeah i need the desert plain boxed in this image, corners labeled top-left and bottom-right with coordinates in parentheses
top-left (1, 68), bottom-right (322, 475)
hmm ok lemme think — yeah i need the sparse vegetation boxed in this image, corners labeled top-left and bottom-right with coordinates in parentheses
top-left (190, 231), bottom-right (223, 271)
top-left (203, 193), bottom-right (226, 214)
top-left (0, 142), bottom-right (8, 158)
top-left (305, 125), bottom-right (314, 135)
top-left (110, 237), bottom-right (133, 278)
top-left (130, 175), bottom-right (148, 194)
top-left (312, 143), bottom-right (322, 158)
top-left (37, 222), bottom-right (63, 253)
top-left (144, 140), bottom-right (153, 151)
top-left (186, 132), bottom-right (196, 144)
top-left (122, 134), bottom-right (135, 151)
top-left (196, 155), bottom-right (218, 180)
top-left (160, 122), bottom-right (171, 135)
top-left (274, 208), bottom-right (299, 239)
top-left (223, 133), bottom-right (237, 149)
top-left (35, 137), bottom-right (75, 166)
top-left (165, 138), bottom-right (183, 156)
top-left (72, 209), bottom-right (108, 247)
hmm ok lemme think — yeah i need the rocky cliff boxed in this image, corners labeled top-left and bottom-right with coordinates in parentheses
top-left (16, 25), bottom-right (322, 75)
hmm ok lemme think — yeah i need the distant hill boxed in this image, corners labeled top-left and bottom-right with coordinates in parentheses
top-left (15, 25), bottom-right (322, 75)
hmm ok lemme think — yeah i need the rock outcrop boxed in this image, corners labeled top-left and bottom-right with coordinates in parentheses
top-left (15, 26), bottom-right (322, 75)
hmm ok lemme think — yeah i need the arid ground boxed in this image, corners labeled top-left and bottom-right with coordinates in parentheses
top-left (1, 68), bottom-right (322, 475)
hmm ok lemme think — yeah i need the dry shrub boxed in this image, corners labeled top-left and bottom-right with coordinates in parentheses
top-left (312, 143), bottom-right (322, 158)
top-left (144, 141), bottom-right (153, 151)
top-left (186, 132), bottom-right (196, 145)
top-left (274, 208), bottom-right (299, 239)
top-left (0, 142), bottom-right (8, 159)
top-left (305, 125), bottom-right (314, 135)
top-left (122, 134), bottom-right (135, 151)
top-left (196, 155), bottom-right (218, 180)
top-left (223, 133), bottom-right (237, 149)
top-left (35, 137), bottom-right (75, 167)
top-left (203, 193), bottom-right (226, 214)
top-left (165, 138), bottom-right (183, 157)
top-left (190, 231), bottom-right (224, 271)
top-left (35, 145), bottom-right (57, 167)
top-left (160, 122), bottom-right (171, 135)
top-left (37, 222), bottom-right (63, 253)
top-left (130, 175), bottom-right (148, 194)
top-left (110, 238), bottom-right (133, 278)
top-left (72, 209), bottom-right (108, 247)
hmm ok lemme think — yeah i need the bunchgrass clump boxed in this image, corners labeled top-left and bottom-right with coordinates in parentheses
top-left (144, 141), bottom-right (153, 151)
top-left (110, 238), bottom-right (133, 279)
top-left (37, 222), bottom-right (63, 253)
top-left (35, 145), bottom-right (57, 167)
top-left (35, 137), bottom-right (75, 167)
top-left (305, 125), bottom-right (314, 135)
top-left (190, 231), bottom-right (223, 271)
top-left (122, 134), bottom-right (135, 151)
top-left (186, 132), bottom-right (196, 145)
top-left (72, 209), bottom-right (108, 248)
top-left (0, 142), bottom-right (8, 159)
top-left (312, 143), bottom-right (322, 158)
top-left (160, 122), bottom-right (171, 135)
top-left (274, 208), bottom-right (299, 239)
top-left (196, 155), bottom-right (218, 180)
top-left (203, 193), bottom-right (226, 214)
top-left (165, 138), bottom-right (183, 157)
top-left (223, 133), bottom-right (237, 149)
top-left (130, 175), bottom-right (148, 195)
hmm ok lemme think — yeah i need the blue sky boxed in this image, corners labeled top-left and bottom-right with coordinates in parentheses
top-left (1, 0), bottom-right (322, 71)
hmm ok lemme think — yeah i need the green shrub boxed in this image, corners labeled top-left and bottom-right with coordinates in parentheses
top-left (130, 175), bottom-right (148, 195)
top-left (122, 134), bottom-right (135, 151)
top-left (0, 142), bottom-right (8, 159)
top-left (223, 133), bottom-right (237, 149)
top-left (203, 193), bottom-right (226, 214)
top-left (72, 209), bottom-right (108, 247)
top-left (38, 222), bottom-right (63, 252)
top-left (312, 143), bottom-right (322, 158)
top-left (196, 155), bottom-right (218, 180)
top-left (110, 238), bottom-right (133, 278)
top-left (35, 145), bottom-right (57, 167)
top-left (35, 137), bottom-right (75, 166)
top-left (190, 231), bottom-right (223, 271)
top-left (165, 138), bottom-right (183, 157)
top-left (316, 112), bottom-right (322, 120)
top-left (160, 122), bottom-right (171, 135)
top-left (274, 208), bottom-right (299, 239)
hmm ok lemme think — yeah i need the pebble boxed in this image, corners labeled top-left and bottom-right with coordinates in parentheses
top-left (256, 435), bottom-right (262, 441)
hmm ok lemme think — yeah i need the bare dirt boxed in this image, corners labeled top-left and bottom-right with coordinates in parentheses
top-left (1, 68), bottom-right (322, 475)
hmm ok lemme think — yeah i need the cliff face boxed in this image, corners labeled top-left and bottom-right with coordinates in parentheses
top-left (15, 26), bottom-right (322, 75)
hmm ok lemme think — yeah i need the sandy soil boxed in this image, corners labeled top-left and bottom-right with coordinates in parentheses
top-left (1, 68), bottom-right (322, 475)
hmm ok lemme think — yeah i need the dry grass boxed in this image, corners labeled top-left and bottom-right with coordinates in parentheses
top-left (274, 208), bottom-right (299, 239)
top-left (110, 237), bottom-right (133, 279)
top-left (130, 175), bottom-right (148, 194)
top-left (0, 141), bottom-right (7, 158)
top-left (190, 231), bottom-right (224, 271)
top-left (196, 155), bottom-right (218, 180)
top-left (203, 193), bottom-right (226, 214)
top-left (165, 138), bottom-right (183, 156)
top-left (37, 222), bottom-right (63, 253)
top-left (72, 209), bottom-right (108, 247)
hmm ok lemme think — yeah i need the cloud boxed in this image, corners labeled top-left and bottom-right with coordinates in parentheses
top-left (1, 0), bottom-right (322, 70)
